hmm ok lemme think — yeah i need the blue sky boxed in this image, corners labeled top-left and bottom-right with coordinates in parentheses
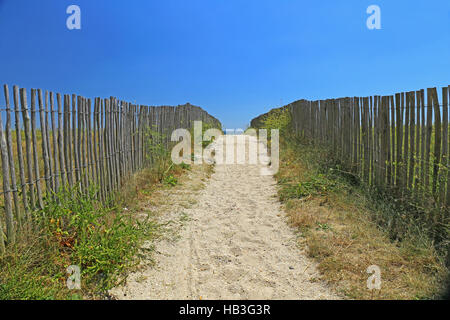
top-left (0, 0), bottom-right (449, 129)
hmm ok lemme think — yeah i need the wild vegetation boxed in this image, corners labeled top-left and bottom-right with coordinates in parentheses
top-left (254, 107), bottom-right (449, 299)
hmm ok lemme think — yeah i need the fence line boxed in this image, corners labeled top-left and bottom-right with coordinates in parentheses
top-left (0, 84), bottom-right (221, 251)
top-left (251, 85), bottom-right (449, 210)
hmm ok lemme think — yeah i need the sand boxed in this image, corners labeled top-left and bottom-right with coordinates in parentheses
top-left (109, 135), bottom-right (339, 300)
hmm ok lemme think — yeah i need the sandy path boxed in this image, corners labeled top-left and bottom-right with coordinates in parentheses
top-left (110, 135), bottom-right (339, 300)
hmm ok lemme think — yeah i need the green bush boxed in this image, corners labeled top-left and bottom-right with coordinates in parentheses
top-left (0, 186), bottom-right (156, 299)
top-left (144, 125), bottom-right (173, 182)
top-left (42, 186), bottom-right (155, 291)
top-left (262, 107), bottom-right (292, 139)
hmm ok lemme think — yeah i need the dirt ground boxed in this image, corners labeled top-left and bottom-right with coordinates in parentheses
top-left (110, 135), bottom-right (339, 300)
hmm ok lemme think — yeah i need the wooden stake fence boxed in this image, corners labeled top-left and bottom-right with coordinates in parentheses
top-left (0, 85), bottom-right (220, 251)
top-left (252, 85), bottom-right (449, 211)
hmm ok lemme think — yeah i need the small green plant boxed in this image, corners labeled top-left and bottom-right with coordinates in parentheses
top-left (316, 222), bottom-right (331, 231)
top-left (163, 175), bottom-right (178, 187)
top-left (145, 126), bottom-right (172, 182)
top-left (179, 163), bottom-right (191, 171)
top-left (278, 173), bottom-right (336, 202)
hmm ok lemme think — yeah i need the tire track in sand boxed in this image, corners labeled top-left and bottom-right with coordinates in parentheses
top-left (110, 135), bottom-right (339, 300)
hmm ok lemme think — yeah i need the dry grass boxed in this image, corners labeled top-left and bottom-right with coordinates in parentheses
top-left (117, 163), bottom-right (188, 209)
top-left (117, 161), bottom-right (213, 214)
top-left (277, 146), bottom-right (448, 300)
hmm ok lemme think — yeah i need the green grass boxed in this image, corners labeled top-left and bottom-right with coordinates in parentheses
top-left (0, 185), bottom-right (157, 300)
